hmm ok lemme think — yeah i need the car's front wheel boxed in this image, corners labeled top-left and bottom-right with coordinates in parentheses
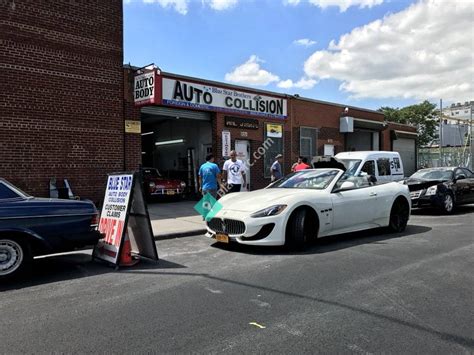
top-left (0, 238), bottom-right (31, 280)
top-left (286, 208), bottom-right (318, 249)
top-left (440, 193), bottom-right (454, 214)
top-left (388, 198), bottom-right (409, 233)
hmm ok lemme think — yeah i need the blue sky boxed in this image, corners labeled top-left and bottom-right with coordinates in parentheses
top-left (124, 0), bottom-right (473, 111)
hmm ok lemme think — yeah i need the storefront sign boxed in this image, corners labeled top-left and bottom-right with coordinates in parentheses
top-left (222, 131), bottom-right (231, 157)
top-left (225, 116), bottom-right (259, 130)
top-left (134, 72), bottom-right (156, 106)
top-left (266, 123), bottom-right (283, 138)
top-left (161, 78), bottom-right (287, 119)
top-left (125, 120), bottom-right (141, 134)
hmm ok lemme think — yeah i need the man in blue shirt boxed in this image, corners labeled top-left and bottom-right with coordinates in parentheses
top-left (198, 154), bottom-right (222, 198)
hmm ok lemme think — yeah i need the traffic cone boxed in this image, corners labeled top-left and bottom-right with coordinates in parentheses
top-left (119, 232), bottom-right (139, 267)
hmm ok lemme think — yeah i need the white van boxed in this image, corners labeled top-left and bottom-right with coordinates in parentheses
top-left (334, 151), bottom-right (405, 183)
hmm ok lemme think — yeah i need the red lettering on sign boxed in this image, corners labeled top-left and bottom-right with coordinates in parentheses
top-left (99, 218), bottom-right (125, 247)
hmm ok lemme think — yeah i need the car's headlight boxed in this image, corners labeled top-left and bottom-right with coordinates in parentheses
top-left (425, 185), bottom-right (437, 196)
top-left (180, 181), bottom-right (186, 188)
top-left (251, 204), bottom-right (287, 218)
top-left (149, 182), bottom-right (156, 188)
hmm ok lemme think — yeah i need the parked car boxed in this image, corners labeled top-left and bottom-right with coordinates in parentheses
top-left (0, 178), bottom-right (101, 280)
top-left (205, 168), bottom-right (410, 248)
top-left (406, 167), bottom-right (474, 213)
top-left (141, 167), bottom-right (186, 200)
top-left (333, 151), bottom-right (405, 183)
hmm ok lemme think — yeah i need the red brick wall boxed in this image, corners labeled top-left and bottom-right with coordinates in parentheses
top-left (381, 122), bottom-right (418, 150)
top-left (123, 68), bottom-right (142, 171)
top-left (213, 112), bottom-right (290, 190)
top-left (0, 1), bottom-right (123, 204)
top-left (292, 98), bottom-right (385, 156)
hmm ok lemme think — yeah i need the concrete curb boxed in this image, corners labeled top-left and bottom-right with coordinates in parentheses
top-left (154, 229), bottom-right (207, 240)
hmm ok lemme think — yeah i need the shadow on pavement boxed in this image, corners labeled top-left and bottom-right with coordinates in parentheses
top-left (411, 204), bottom-right (474, 216)
top-left (0, 253), bottom-right (186, 292)
top-left (210, 224), bottom-right (432, 256)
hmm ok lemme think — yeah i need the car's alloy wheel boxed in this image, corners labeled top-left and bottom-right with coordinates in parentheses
top-left (0, 239), bottom-right (28, 279)
top-left (388, 200), bottom-right (409, 233)
top-left (441, 193), bottom-right (454, 214)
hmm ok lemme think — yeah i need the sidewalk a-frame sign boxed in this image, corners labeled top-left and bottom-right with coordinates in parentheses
top-left (93, 172), bottom-right (158, 266)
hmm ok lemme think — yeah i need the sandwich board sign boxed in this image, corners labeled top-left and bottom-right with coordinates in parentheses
top-left (93, 171), bottom-right (158, 266)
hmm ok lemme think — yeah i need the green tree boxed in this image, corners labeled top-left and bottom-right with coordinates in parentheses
top-left (378, 100), bottom-right (438, 147)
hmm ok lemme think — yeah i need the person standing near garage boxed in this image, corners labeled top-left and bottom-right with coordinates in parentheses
top-left (198, 154), bottom-right (222, 198)
top-left (271, 154), bottom-right (284, 182)
top-left (223, 150), bottom-right (246, 193)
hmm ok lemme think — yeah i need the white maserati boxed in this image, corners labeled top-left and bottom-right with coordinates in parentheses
top-left (206, 169), bottom-right (411, 247)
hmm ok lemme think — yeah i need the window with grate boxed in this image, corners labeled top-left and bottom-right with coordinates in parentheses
top-left (300, 127), bottom-right (318, 161)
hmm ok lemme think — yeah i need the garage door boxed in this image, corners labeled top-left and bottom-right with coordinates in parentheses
top-left (393, 138), bottom-right (416, 176)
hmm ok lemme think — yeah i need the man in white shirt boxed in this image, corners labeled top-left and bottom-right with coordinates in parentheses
top-left (222, 150), bottom-right (246, 193)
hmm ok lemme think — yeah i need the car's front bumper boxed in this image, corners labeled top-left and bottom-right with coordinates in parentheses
top-left (205, 210), bottom-right (287, 246)
top-left (410, 191), bottom-right (443, 208)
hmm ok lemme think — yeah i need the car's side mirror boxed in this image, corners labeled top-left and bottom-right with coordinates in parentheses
top-left (359, 172), bottom-right (368, 177)
top-left (334, 181), bottom-right (355, 192)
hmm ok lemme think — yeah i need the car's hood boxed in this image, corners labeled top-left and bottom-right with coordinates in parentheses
top-left (218, 188), bottom-right (321, 212)
top-left (405, 179), bottom-right (446, 192)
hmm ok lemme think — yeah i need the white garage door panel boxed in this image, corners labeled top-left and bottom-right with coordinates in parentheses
top-left (393, 138), bottom-right (416, 176)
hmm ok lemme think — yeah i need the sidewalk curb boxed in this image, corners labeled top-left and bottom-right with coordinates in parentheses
top-left (154, 229), bottom-right (207, 240)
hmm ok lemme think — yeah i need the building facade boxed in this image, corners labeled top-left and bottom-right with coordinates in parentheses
top-left (0, 0), bottom-right (124, 203)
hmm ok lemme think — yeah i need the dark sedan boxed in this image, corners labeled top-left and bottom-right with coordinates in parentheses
top-left (0, 178), bottom-right (101, 280)
top-left (406, 167), bottom-right (474, 213)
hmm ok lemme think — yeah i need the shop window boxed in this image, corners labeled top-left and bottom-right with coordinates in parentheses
top-left (361, 160), bottom-right (375, 176)
top-left (377, 158), bottom-right (391, 176)
top-left (300, 127), bottom-right (318, 160)
top-left (264, 123), bottom-right (284, 178)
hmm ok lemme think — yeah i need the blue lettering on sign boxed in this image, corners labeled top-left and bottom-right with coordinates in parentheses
top-left (107, 175), bottom-right (132, 191)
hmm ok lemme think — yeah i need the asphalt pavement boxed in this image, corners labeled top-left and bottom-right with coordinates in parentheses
top-left (1, 206), bottom-right (473, 353)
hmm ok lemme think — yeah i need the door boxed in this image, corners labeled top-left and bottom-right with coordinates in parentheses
top-left (330, 177), bottom-right (379, 232)
top-left (235, 140), bottom-right (250, 190)
top-left (454, 168), bottom-right (474, 203)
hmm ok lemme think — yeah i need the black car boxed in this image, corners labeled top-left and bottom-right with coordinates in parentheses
top-left (406, 167), bottom-right (474, 213)
top-left (0, 178), bottom-right (101, 280)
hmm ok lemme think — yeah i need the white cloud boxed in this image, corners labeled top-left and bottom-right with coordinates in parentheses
top-left (294, 38), bottom-right (317, 47)
top-left (308, 0), bottom-right (384, 12)
top-left (303, 0), bottom-right (474, 101)
top-left (225, 55), bottom-right (280, 86)
top-left (143, 0), bottom-right (189, 15)
top-left (277, 77), bottom-right (318, 89)
top-left (202, 0), bottom-right (238, 11)
top-left (283, 0), bottom-right (301, 5)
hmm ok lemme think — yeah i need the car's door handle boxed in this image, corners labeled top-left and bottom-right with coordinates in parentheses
top-left (369, 192), bottom-right (377, 196)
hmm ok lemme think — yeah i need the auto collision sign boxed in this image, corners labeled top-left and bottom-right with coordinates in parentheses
top-left (161, 77), bottom-right (287, 119)
top-left (93, 174), bottom-right (133, 264)
top-left (134, 71), bottom-right (156, 106)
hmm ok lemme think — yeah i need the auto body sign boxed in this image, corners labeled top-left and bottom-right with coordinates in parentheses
top-left (161, 78), bottom-right (287, 119)
top-left (94, 174), bottom-right (133, 264)
top-left (134, 72), bottom-right (155, 106)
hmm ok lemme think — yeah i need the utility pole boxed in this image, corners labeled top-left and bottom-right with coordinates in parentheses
top-left (439, 99), bottom-right (443, 166)
top-left (470, 102), bottom-right (473, 170)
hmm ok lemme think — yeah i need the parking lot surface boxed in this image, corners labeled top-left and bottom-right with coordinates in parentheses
top-left (1, 206), bottom-right (473, 353)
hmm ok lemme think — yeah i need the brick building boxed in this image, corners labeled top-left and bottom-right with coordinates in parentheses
top-left (0, 1), bottom-right (417, 202)
top-left (0, 0), bottom-right (124, 203)
top-left (126, 68), bottom-right (418, 191)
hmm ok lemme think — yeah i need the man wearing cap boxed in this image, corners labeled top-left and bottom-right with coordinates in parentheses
top-left (270, 154), bottom-right (283, 182)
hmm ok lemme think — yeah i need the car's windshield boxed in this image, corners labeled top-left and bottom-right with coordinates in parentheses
top-left (0, 180), bottom-right (29, 199)
top-left (143, 168), bottom-right (162, 178)
top-left (268, 169), bottom-right (339, 189)
top-left (410, 169), bottom-right (453, 181)
top-left (338, 159), bottom-right (361, 176)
